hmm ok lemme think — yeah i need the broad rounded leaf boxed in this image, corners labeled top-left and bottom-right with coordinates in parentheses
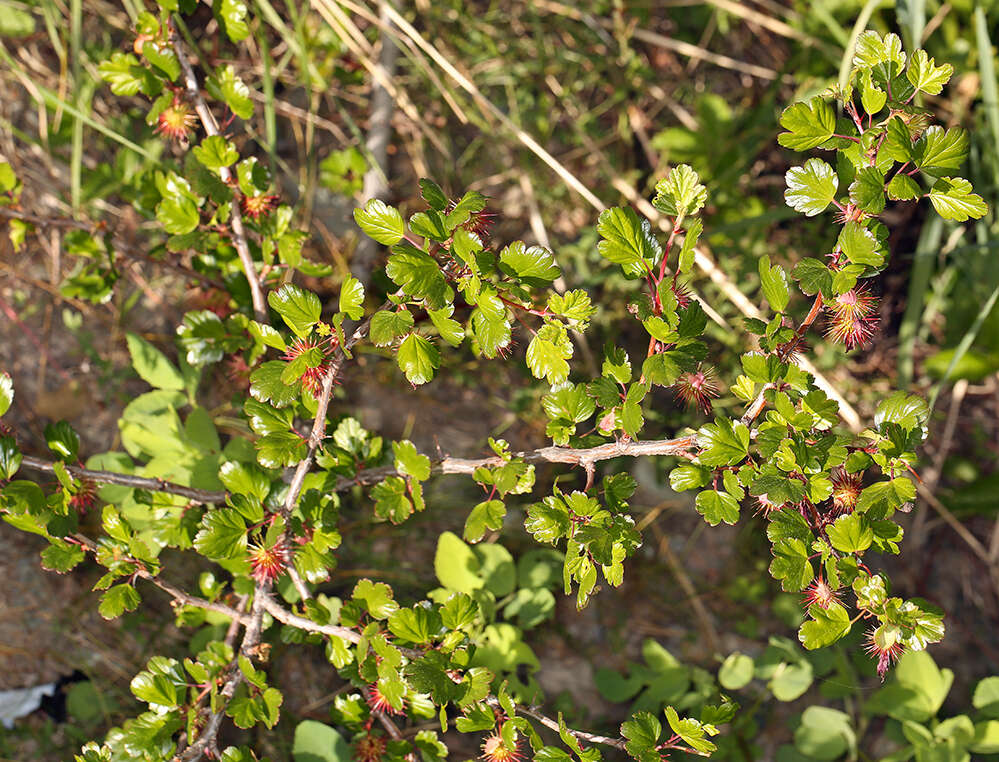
top-left (354, 199), bottom-right (404, 246)
top-left (785, 159), bottom-right (838, 217)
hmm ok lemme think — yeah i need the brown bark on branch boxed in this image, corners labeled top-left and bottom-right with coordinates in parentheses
top-left (20, 435), bottom-right (697, 504)
top-left (170, 26), bottom-right (268, 323)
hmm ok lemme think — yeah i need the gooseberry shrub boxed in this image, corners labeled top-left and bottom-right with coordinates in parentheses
top-left (0, 13), bottom-right (989, 762)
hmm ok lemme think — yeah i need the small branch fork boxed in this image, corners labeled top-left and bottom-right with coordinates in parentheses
top-left (170, 25), bottom-right (267, 323)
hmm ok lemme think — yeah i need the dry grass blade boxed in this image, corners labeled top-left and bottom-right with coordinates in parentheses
top-left (702, 0), bottom-right (831, 50)
top-left (330, 0), bottom-right (863, 431)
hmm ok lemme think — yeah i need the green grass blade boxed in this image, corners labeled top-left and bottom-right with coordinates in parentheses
top-left (897, 214), bottom-right (943, 390)
top-left (897, 0), bottom-right (925, 51)
top-left (928, 276), bottom-right (999, 411)
top-left (838, 0), bottom-right (889, 93)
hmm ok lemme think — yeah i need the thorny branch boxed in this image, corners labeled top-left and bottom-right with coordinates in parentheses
top-left (170, 25), bottom-right (268, 323)
top-left (0, 207), bottom-right (225, 289)
top-left (177, 313), bottom-right (375, 760)
top-left (20, 436), bottom-right (699, 504)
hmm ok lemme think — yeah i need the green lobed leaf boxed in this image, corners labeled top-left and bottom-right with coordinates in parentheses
top-left (906, 49), bottom-right (953, 95)
top-left (621, 711), bottom-right (661, 759)
top-left (915, 126), bottom-right (969, 174)
top-left (214, 0), bottom-right (250, 42)
top-left (396, 333), bottom-right (440, 385)
top-left (338, 275), bottom-right (364, 320)
top-left (464, 499), bottom-right (506, 543)
top-left (793, 258), bottom-right (833, 298)
top-left (928, 177), bottom-right (987, 222)
top-left (354, 199), bottom-right (404, 246)
top-left (207, 65), bottom-right (253, 120)
top-left (696, 418), bottom-right (750, 466)
top-left (695, 489), bottom-right (740, 526)
top-left (887, 174), bottom-right (921, 200)
top-left (826, 512), bottom-right (874, 553)
top-left (848, 167), bottom-right (886, 214)
top-left (596, 207), bottom-right (661, 278)
top-left (249, 361), bottom-right (300, 408)
top-left (837, 222), bottom-right (883, 267)
top-left (785, 158), bottom-right (838, 217)
top-left (652, 164), bottom-right (707, 218)
top-left (370, 309), bottom-right (415, 346)
top-left (141, 40), bottom-right (180, 81)
top-left (526, 323), bottom-right (572, 385)
top-left (385, 243), bottom-right (451, 307)
top-left (194, 508), bottom-right (248, 559)
top-left (98, 52), bottom-right (161, 96)
top-left (193, 135), bottom-right (239, 171)
top-left (758, 255), bottom-right (790, 312)
top-left (498, 241), bottom-right (560, 285)
top-left (99, 583), bottom-right (141, 620)
top-left (777, 97), bottom-right (836, 151)
top-left (268, 284), bottom-right (321, 338)
top-left (665, 706), bottom-right (717, 755)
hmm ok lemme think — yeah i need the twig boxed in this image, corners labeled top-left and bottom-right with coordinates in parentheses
top-left (20, 435), bottom-right (699, 504)
top-left (914, 482), bottom-right (992, 569)
top-left (170, 25), bottom-right (267, 322)
top-left (20, 455), bottom-right (229, 503)
top-left (0, 207), bottom-right (225, 289)
top-left (911, 378), bottom-right (967, 548)
top-left (484, 696), bottom-right (628, 750)
top-left (648, 514), bottom-right (721, 655)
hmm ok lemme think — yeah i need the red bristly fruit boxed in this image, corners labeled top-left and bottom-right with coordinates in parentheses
top-left (240, 193), bottom-right (280, 220)
top-left (282, 335), bottom-right (337, 396)
top-left (68, 479), bottom-right (98, 514)
top-left (353, 731), bottom-right (387, 762)
top-left (155, 98), bottom-right (197, 142)
top-left (247, 539), bottom-right (289, 585)
top-left (480, 730), bottom-right (523, 762)
top-left (802, 576), bottom-right (840, 610)
top-left (672, 365), bottom-right (718, 415)
top-left (865, 625), bottom-right (905, 680)
top-left (830, 469), bottom-right (863, 516)
top-left (364, 683), bottom-right (404, 716)
top-left (824, 286), bottom-right (879, 350)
